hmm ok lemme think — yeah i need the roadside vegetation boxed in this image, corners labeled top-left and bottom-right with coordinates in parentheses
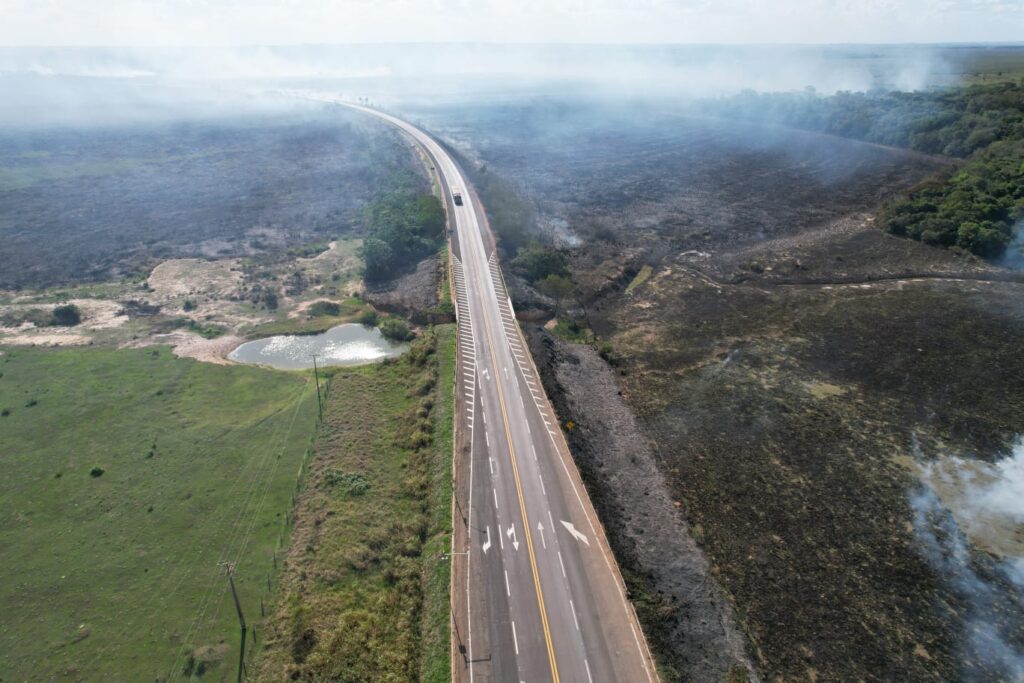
top-left (697, 81), bottom-right (1024, 258)
top-left (0, 345), bottom-right (319, 680)
top-left (360, 171), bottom-right (446, 281)
top-left (254, 325), bottom-right (455, 681)
top-left (469, 165), bottom-right (535, 253)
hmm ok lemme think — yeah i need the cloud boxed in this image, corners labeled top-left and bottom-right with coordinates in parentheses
top-left (1, 0), bottom-right (1022, 46)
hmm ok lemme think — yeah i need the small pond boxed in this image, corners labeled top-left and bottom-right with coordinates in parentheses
top-left (229, 324), bottom-right (408, 370)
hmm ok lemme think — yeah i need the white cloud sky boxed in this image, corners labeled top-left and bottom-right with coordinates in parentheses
top-left (0, 0), bottom-right (1021, 46)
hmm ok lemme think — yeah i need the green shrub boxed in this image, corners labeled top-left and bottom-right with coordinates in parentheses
top-left (324, 470), bottom-right (371, 496)
top-left (358, 309), bottom-right (379, 327)
top-left (89, 466), bottom-right (105, 478)
top-left (308, 300), bottom-right (342, 317)
top-left (379, 317), bottom-right (414, 342)
top-left (512, 245), bottom-right (569, 283)
top-left (51, 304), bottom-right (82, 326)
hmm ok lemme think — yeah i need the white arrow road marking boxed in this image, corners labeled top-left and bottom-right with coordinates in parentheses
top-left (560, 520), bottom-right (591, 547)
top-left (482, 368), bottom-right (490, 380)
top-left (482, 526), bottom-right (491, 554)
top-left (537, 522), bottom-right (546, 549)
top-left (506, 524), bottom-right (519, 551)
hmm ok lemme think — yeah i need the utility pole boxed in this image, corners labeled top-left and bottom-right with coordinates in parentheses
top-left (222, 563), bottom-right (247, 683)
top-left (311, 355), bottom-right (323, 423)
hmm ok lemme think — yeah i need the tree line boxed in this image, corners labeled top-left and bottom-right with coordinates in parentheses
top-left (697, 81), bottom-right (1024, 259)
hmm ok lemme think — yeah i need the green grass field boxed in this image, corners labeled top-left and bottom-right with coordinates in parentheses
top-left (255, 325), bottom-right (455, 681)
top-left (0, 346), bottom-right (319, 680)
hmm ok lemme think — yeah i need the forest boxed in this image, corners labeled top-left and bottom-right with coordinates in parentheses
top-left (360, 170), bottom-right (445, 281)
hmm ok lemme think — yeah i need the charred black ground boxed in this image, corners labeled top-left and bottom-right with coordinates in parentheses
top-left (420, 100), bottom-right (1024, 681)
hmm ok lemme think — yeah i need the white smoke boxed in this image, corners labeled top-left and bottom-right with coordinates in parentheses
top-left (912, 437), bottom-right (1024, 680)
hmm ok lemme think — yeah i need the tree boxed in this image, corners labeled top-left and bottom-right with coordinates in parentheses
top-left (512, 246), bottom-right (568, 283)
top-left (51, 304), bottom-right (82, 326)
top-left (535, 274), bottom-right (575, 313)
top-left (361, 238), bottom-right (394, 281)
top-left (379, 317), bottom-right (414, 342)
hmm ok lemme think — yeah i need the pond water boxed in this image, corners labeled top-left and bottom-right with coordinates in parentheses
top-left (228, 324), bottom-right (408, 370)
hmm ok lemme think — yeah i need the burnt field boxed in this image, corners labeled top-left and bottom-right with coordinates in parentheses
top-left (0, 110), bottom-right (410, 289)
top-left (423, 101), bottom-right (1024, 681)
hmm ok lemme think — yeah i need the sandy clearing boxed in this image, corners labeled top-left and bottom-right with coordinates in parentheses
top-left (147, 258), bottom-right (242, 301)
top-left (0, 330), bottom-right (92, 346)
top-left (124, 331), bottom-right (244, 365)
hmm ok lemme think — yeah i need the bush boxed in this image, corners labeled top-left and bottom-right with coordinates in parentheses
top-left (182, 299), bottom-right (197, 312)
top-left (324, 470), bottom-right (371, 497)
top-left (51, 304), bottom-right (82, 326)
top-left (308, 300), bottom-right (342, 317)
top-left (379, 317), bottom-right (414, 342)
top-left (358, 309), bottom-right (379, 327)
top-left (89, 466), bottom-right (105, 478)
top-left (512, 246), bottom-right (569, 283)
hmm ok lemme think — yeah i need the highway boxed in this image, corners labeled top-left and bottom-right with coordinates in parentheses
top-left (338, 102), bottom-right (657, 683)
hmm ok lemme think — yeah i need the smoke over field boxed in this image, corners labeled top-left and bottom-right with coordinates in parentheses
top-left (1, 38), bottom-right (1023, 682)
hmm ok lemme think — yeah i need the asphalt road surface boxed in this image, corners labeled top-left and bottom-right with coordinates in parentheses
top-left (336, 101), bottom-right (657, 683)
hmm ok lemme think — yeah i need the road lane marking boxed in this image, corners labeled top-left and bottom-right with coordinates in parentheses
top-left (561, 520), bottom-right (593, 548)
top-left (504, 569), bottom-right (511, 597)
top-left (493, 488), bottom-right (499, 510)
top-left (558, 551), bottom-right (566, 578)
top-left (511, 620), bottom-right (519, 655)
top-left (570, 599), bottom-right (580, 631)
top-left (585, 659), bottom-right (593, 683)
top-left (473, 233), bottom-right (561, 683)
top-left (488, 457), bottom-right (494, 474)
top-left (505, 528), bottom-right (520, 552)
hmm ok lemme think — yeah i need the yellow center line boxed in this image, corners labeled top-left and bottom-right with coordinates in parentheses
top-left (469, 224), bottom-right (560, 683)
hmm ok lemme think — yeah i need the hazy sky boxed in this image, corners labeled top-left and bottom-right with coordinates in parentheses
top-left (1, 0), bottom-right (1022, 46)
